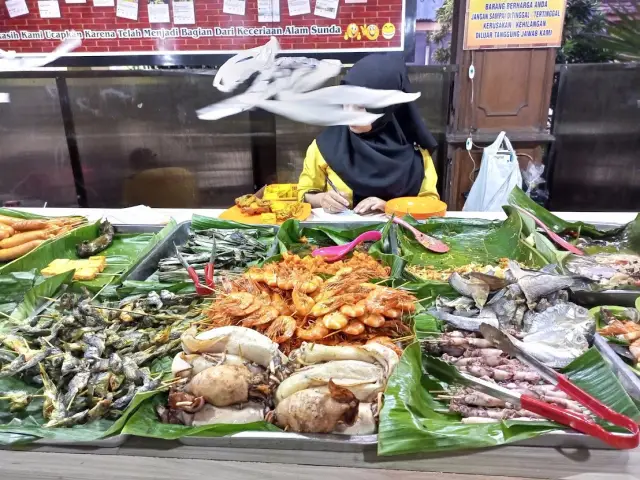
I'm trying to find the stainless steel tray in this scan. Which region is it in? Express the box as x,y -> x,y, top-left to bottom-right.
512,431 -> 615,449
594,334 -> 640,402
113,224 -> 166,234
125,221 -> 280,282
31,434 -> 129,447
570,289 -> 640,308
177,429 -> 617,451
179,432 -> 377,452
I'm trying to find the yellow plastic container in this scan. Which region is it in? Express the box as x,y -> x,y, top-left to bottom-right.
264,184 -> 298,201
385,197 -> 447,220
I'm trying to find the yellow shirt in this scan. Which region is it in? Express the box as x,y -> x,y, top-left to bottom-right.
297,140 -> 439,205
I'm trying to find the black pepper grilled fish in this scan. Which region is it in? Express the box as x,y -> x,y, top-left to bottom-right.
76,220 -> 115,258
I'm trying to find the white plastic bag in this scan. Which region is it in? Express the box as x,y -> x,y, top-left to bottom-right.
463,131 -> 522,212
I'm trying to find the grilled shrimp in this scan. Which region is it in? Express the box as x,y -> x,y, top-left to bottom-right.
340,300 -> 366,318
241,306 -> 279,328
292,288 -> 315,317
342,320 -> 365,336
321,311 -> 349,330
296,322 -> 330,341
271,292 -> 293,316
266,316 -> 297,344
361,313 -> 385,328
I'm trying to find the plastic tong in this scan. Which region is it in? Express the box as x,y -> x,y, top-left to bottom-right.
312,230 -> 382,262
174,237 -> 215,295
472,324 -> 639,449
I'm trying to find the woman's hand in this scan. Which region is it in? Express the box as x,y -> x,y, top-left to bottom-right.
305,191 -> 350,213
354,197 -> 386,214
320,191 -> 350,213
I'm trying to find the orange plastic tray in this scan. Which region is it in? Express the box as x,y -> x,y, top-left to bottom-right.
219,203 -> 311,225
385,197 -> 447,220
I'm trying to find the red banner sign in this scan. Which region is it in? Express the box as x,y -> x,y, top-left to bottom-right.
0,0 -> 404,59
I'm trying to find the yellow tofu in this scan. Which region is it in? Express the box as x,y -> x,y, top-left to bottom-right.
260,213 -> 277,224
41,256 -> 107,279
74,267 -> 99,281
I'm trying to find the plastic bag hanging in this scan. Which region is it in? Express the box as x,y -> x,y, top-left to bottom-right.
463,131 -> 523,212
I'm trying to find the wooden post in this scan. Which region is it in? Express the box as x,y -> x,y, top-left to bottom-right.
444,0 -> 560,209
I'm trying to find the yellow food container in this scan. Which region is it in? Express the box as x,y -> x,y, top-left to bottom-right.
264,184 -> 298,201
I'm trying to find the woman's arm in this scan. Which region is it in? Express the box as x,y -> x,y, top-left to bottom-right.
417,149 -> 440,200
298,141 -> 349,212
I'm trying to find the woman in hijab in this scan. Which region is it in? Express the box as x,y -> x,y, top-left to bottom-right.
297,53 -> 439,214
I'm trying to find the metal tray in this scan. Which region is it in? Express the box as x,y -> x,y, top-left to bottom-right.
593,334 -> 640,402
125,221 -> 280,282
570,289 -> 640,308
32,434 -> 129,448
513,431 -> 615,449
112,224 -> 166,234
178,429 -> 617,451
179,432 -> 377,452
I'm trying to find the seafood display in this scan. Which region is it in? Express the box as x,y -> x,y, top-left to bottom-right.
0,215 -> 85,263
426,331 -> 587,423
203,252 -> 414,354
272,342 -> 398,434
160,326 -> 285,426
567,253 -> 640,289
161,327 -> 398,434
407,258 -> 510,282
0,290 -> 200,428
0,204 -> 638,453
431,261 -> 595,368
156,228 -> 274,283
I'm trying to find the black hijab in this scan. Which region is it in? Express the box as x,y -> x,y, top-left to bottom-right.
316,53 -> 437,205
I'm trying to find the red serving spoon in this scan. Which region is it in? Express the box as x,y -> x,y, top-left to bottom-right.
392,216 -> 449,253
513,205 -> 584,256
312,230 -> 382,262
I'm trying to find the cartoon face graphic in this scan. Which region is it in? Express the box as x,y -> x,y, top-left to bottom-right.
344,23 -> 361,40
361,24 -> 379,40
382,23 -> 396,40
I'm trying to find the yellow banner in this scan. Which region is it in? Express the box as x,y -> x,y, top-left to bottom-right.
464,0 -> 566,49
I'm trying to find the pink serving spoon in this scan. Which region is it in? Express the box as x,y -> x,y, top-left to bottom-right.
312,230 -> 382,262
392,216 -> 449,253
512,205 -> 584,256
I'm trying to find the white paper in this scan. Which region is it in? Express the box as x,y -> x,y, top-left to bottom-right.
5,0 -> 29,18
148,0 -> 170,22
314,0 -> 338,19
65,0 -> 86,4
222,0 -> 245,15
0,93 -> 10,103
310,207 -> 387,222
172,0 -> 195,24
116,0 -> 139,18
106,205 -> 172,225
258,0 -> 279,22
93,0 -> 115,6
287,0 -> 309,16
38,0 -> 61,18
344,0 -> 365,3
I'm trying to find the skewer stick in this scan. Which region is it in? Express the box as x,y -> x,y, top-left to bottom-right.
91,276 -> 115,302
